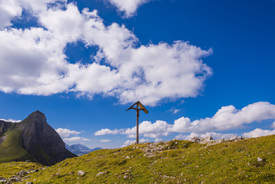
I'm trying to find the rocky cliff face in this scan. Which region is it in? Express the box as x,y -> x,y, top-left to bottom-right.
0,111 -> 76,165
0,120 -> 14,137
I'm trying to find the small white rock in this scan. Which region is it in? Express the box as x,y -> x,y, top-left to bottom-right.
257,157 -> 263,162
78,170 -> 85,176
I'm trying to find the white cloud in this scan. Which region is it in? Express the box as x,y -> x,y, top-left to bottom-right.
0,0 -> 67,28
0,118 -> 21,123
154,138 -> 162,142
124,121 -> 170,138
55,128 -> 81,138
63,136 -> 91,142
122,138 -> 148,147
242,128 -> 275,138
271,121 -> 275,129
0,0 -> 22,28
100,139 -> 111,143
94,128 -> 124,135
107,0 -> 152,18
95,102 -> 275,138
0,1 -> 212,106
168,102 -> 275,133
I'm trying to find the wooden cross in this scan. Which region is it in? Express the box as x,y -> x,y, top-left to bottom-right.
126,101 -> 149,144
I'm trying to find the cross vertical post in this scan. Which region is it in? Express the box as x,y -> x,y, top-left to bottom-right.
126,101 -> 149,145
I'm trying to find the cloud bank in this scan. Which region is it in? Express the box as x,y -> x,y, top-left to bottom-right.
0,0 -> 212,106
95,102 -> 275,139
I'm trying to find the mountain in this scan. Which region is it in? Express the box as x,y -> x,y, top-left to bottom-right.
0,111 -> 76,165
1,135 -> 274,183
65,144 -> 102,156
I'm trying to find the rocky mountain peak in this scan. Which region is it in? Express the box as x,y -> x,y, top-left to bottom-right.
21,110 -> 46,126
19,111 -> 76,165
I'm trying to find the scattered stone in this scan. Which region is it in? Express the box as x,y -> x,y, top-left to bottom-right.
26,182 -> 33,184
96,171 -> 109,176
0,177 -> 7,183
191,136 -> 244,145
191,137 -> 203,143
229,136 -> 243,141
257,157 -> 263,162
9,176 -> 21,182
204,136 -> 213,141
78,170 -> 86,176
123,173 -> 133,179
125,156 -> 130,159
17,170 -> 28,177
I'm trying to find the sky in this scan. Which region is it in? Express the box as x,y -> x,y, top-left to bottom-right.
0,0 -> 275,149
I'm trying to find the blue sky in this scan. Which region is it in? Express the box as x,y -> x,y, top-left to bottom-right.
0,0 -> 275,148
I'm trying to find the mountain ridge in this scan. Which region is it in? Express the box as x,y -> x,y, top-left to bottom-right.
66,143 -> 102,156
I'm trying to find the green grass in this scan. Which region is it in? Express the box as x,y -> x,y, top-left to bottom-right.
0,162 -> 42,178
0,135 -> 274,183
0,128 -> 35,163
18,135 -> 275,184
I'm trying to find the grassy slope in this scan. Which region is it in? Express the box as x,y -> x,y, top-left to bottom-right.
19,135 -> 275,184
0,128 -> 35,163
0,162 -> 42,178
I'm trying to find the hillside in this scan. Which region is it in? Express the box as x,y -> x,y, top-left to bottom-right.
0,111 -> 75,166
1,135 -> 274,183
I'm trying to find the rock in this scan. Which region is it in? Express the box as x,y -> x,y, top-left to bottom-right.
191,137 -> 203,143
27,182 -> 33,184
229,136 -> 243,141
216,138 -> 224,143
9,176 -> 21,182
0,177 -> 7,183
257,157 -> 263,162
125,156 -> 130,159
204,136 -> 213,141
96,171 -> 109,176
78,170 -> 86,176
17,170 -> 28,177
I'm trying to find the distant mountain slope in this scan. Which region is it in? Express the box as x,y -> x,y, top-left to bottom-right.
15,135 -> 274,183
0,111 -> 76,165
66,144 -> 102,156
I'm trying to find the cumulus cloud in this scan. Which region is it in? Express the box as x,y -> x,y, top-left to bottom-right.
168,102 -> 275,133
0,0 -> 67,28
55,128 -> 81,138
242,128 -> 275,138
107,0 -> 152,18
0,1 -> 212,106
271,121 -> 275,129
95,102 -> 275,138
0,0 -> 22,28
63,136 -> 91,142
